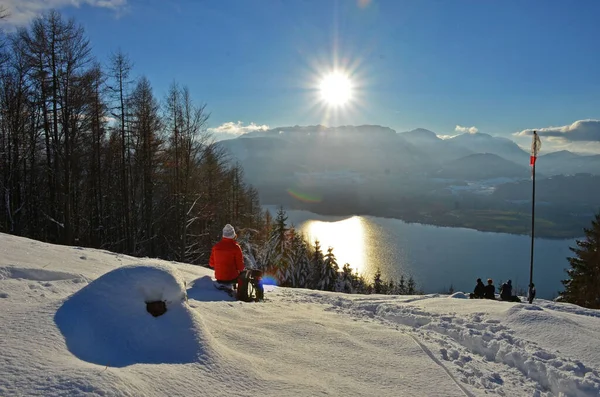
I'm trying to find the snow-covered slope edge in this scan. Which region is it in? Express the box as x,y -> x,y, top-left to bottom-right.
1,232 -> 599,397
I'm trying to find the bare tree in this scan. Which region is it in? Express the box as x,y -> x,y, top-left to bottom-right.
0,10 -> 265,267
129,76 -> 161,256
10,11 -> 89,243
107,49 -> 134,252
162,83 -> 212,261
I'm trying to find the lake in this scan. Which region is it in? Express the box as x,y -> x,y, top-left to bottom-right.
264,206 -> 578,299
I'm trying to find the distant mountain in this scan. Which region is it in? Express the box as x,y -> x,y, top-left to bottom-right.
245,124 -> 398,140
399,128 -> 441,144
399,129 -> 473,163
218,136 -> 290,162
217,125 -> 434,187
448,132 -> 529,165
435,153 -> 531,181
540,150 -> 580,161
538,151 -> 600,176
217,137 -> 297,184
571,154 -> 600,175
217,125 -> 599,236
217,125 -> 599,194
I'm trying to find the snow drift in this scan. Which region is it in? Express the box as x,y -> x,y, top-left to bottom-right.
54,264 -> 205,367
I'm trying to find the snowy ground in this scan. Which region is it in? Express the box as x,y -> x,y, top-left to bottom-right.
1,233 -> 599,397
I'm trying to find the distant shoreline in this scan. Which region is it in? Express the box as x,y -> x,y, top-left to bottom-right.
263,203 -> 582,240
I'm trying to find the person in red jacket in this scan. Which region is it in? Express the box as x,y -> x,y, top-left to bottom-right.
209,224 -> 244,283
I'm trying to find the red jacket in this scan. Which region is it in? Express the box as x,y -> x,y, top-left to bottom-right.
209,238 -> 244,282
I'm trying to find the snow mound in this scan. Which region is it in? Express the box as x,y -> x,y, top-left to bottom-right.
448,292 -> 468,299
0,266 -> 80,281
55,264 -> 206,367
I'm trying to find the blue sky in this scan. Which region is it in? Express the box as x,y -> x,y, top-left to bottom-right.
5,0 -> 600,150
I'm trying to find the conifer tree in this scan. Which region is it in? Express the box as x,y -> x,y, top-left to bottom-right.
407,276 -> 417,295
318,246 -> 339,291
560,213 -> 600,309
351,271 -> 370,294
340,264 -> 354,293
288,231 -> 310,288
273,207 -> 289,248
264,207 -> 290,284
373,268 -> 384,294
398,275 -> 406,294
387,279 -> 395,295
309,240 -> 324,289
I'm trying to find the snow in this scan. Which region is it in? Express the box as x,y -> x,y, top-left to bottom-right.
1,232 -> 599,397
54,264 -> 194,367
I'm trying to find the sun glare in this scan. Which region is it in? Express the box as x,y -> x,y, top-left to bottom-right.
319,72 -> 353,106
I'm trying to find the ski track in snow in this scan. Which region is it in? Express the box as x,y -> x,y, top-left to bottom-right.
282,291 -> 600,397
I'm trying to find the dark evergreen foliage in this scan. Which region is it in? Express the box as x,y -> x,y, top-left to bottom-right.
559,212 -> 600,309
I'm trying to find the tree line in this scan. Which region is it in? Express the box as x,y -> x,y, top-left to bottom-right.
0,10 -> 261,264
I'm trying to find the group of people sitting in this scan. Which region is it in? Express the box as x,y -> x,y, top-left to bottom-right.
469,278 -> 497,300
469,278 -> 536,303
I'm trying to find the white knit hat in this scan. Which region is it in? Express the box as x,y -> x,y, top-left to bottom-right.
222,224 -> 236,239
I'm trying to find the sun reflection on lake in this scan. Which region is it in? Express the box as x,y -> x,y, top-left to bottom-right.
270,206 -> 576,298
301,216 -> 367,275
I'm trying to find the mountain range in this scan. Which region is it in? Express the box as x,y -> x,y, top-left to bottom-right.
219,125 -> 600,182
216,125 -> 600,238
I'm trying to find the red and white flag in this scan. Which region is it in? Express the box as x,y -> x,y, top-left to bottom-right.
530,131 -> 541,166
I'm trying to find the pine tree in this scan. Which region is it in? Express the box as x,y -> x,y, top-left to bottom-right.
407,276 -> 416,295
560,213 -> 600,309
273,207 -> 288,243
351,271 -> 370,294
373,268 -> 384,294
397,275 -> 406,295
288,231 -> 310,288
261,207 -> 290,285
340,264 -> 354,293
309,240 -> 324,289
387,279 -> 395,295
318,246 -> 339,291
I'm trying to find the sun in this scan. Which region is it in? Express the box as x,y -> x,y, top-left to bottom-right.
319,72 -> 353,106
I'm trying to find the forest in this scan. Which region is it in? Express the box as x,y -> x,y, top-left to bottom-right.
0,10 -> 416,295
0,10 -> 261,264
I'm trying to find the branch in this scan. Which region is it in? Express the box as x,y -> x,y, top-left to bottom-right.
41,210 -> 65,228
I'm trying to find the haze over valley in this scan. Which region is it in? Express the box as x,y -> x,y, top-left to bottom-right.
218,124 -> 600,238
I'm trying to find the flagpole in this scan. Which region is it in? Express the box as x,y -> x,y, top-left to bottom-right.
529,131 -> 537,289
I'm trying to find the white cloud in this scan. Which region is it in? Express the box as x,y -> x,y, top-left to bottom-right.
514,119 -> 600,143
513,120 -> 600,154
1,0 -> 127,26
455,125 -> 479,134
208,121 -> 269,141
513,138 -> 600,155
